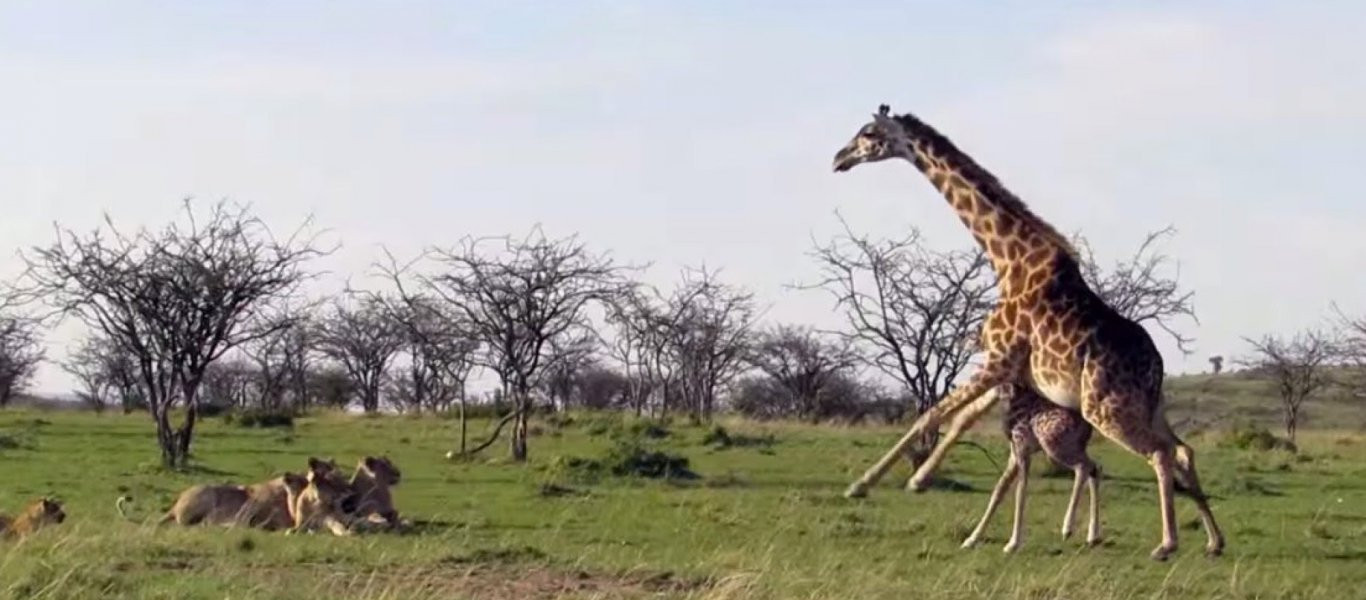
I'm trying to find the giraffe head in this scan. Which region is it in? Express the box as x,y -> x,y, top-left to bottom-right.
832,104 -> 912,172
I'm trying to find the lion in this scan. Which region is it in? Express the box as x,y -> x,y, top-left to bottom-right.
346,455 -> 403,531
287,457 -> 357,537
1,497 -> 66,540
144,458 -> 341,531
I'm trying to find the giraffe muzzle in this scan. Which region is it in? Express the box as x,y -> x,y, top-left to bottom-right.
832,146 -> 857,172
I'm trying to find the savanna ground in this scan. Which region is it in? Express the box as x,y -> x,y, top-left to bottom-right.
2,375 -> 1365,600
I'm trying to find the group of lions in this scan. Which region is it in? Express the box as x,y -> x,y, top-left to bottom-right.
117,455 -> 404,536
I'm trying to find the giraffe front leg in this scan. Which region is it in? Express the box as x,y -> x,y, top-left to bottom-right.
962,453 -> 1018,549
846,366 -> 1013,498
907,388 -> 1000,492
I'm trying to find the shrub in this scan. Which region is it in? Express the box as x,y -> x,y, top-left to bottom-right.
231,409 -> 295,429
1219,423 -> 1297,453
700,425 -> 774,450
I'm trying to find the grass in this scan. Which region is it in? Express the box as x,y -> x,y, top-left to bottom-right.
2,401 -> 1366,599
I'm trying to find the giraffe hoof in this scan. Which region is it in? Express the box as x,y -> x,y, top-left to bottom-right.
1061,527 -> 1074,540
904,476 -> 930,493
844,482 -> 871,499
1149,544 -> 1176,561
1205,544 -> 1224,558
961,537 -> 980,549
1086,537 -> 1103,548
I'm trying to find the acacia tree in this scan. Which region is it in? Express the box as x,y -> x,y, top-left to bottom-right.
19,201 -> 325,467
0,313 -> 44,407
1209,356 -> 1224,375
667,267 -> 756,422
745,325 -> 859,422
312,295 -> 405,413
63,333 -> 143,413
407,229 -> 627,461
238,305 -> 315,412
807,220 -> 993,458
1334,305 -> 1366,399
539,331 -> 599,412
1241,330 -> 1338,445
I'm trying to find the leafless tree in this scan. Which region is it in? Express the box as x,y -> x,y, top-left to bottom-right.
402,229 -> 628,461
1208,355 -> 1224,375
62,333 -> 143,413
806,219 -> 993,457
745,325 -> 860,422
238,304 -> 316,412
667,267 -> 757,422
0,313 -> 44,407
383,298 -> 478,419
1332,304 -> 1366,398
1073,226 -> 1197,354
539,331 -> 599,412
1240,330 -> 1339,445
603,289 -> 661,415
199,358 -> 256,410
375,255 -> 487,453
18,201 -> 326,467
312,295 -> 405,413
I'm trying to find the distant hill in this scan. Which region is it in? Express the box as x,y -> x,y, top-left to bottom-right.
1164,368 -> 1365,433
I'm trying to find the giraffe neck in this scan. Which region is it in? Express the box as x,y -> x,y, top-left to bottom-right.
892,114 -> 1077,292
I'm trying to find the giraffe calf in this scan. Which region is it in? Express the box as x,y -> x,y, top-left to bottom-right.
961,385 -> 1102,553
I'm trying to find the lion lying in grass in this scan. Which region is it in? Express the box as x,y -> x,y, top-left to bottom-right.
288,458 -> 359,536
345,455 -> 405,531
119,457 -> 352,532
1,498 -> 66,540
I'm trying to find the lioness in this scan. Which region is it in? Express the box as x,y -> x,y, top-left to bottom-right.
288,458 -> 357,537
1,498 -> 66,539
347,455 -> 402,530
152,458 -> 341,530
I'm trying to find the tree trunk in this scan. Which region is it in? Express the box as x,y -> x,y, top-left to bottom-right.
509,384 -> 530,462
174,403 -> 198,467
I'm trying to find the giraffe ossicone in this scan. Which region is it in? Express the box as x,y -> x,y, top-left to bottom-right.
831,103 -> 1225,561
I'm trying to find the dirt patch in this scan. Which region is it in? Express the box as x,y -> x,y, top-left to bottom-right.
251,562 -> 712,599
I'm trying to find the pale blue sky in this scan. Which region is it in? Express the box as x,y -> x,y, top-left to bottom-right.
3,2 -> 1365,394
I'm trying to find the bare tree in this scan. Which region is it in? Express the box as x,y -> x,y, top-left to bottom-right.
312,295 -> 405,413
1241,330 -> 1339,445
1074,226 -> 1197,353
1332,304 -> 1366,399
62,333 -> 143,413
0,313 -> 44,407
1208,355 -> 1224,375
539,331 -> 599,412
18,201 -> 326,467
667,267 -> 757,422
806,219 -> 993,457
235,303 -> 316,412
745,325 -> 859,422
404,229 -> 628,461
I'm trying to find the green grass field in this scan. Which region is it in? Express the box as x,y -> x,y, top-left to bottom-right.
2,386 -> 1365,599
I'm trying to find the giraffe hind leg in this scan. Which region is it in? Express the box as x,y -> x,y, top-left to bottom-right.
1082,394 -> 1180,561
1155,416 -> 1225,556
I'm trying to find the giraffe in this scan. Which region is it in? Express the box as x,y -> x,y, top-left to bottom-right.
960,383 -> 1102,553
830,104 -> 1224,560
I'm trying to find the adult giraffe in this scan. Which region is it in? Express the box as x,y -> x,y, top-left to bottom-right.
831,105 -> 1224,560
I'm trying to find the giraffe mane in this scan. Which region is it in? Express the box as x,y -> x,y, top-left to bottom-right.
889,111 -> 1080,259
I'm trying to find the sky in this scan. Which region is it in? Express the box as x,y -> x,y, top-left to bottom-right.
3,1 -> 1365,396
